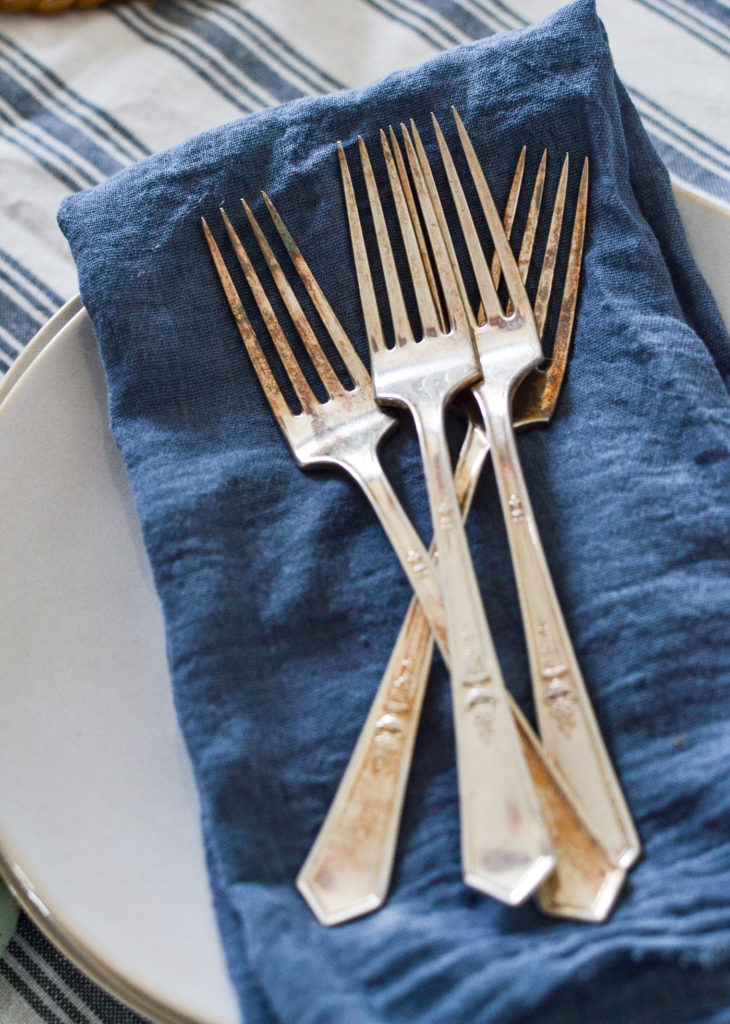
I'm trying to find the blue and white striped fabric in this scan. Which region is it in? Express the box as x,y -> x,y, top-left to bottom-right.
0,1 -> 727,1020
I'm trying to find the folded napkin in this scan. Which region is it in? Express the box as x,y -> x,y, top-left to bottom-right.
58,2 -> 730,1021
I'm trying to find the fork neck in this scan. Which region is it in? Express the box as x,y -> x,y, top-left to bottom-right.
473,319 -> 542,397
342,439 -> 448,656
405,394 -> 447,450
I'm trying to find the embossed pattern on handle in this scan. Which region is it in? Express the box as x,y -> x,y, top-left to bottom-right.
411,398 -> 554,904
298,421 -> 625,925
477,384 -> 641,870
297,587 -> 435,925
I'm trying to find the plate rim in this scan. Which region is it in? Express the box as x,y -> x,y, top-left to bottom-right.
0,844 -> 207,1024
0,313 -> 238,1024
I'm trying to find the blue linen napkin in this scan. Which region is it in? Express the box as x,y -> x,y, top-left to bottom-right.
58,2 -> 730,1021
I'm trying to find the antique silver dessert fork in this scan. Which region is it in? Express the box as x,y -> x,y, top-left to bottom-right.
300,139 -> 625,926
343,132 -> 554,905
205,192 -> 553,906
413,108 -> 640,872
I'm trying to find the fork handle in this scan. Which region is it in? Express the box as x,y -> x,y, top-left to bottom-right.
296,582 -> 435,925
412,398 -> 554,903
297,422 -> 624,925
476,384 -> 641,870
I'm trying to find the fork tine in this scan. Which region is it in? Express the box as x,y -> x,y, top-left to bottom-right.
242,199 -> 348,400
406,119 -> 474,331
532,153 -> 569,338
451,106 -> 530,321
202,216 -> 301,426
516,150 -> 547,289
430,112 -> 502,324
400,122 -> 471,337
261,192 -> 371,392
388,126 -> 446,333
338,141 -> 387,356
544,156 -> 588,391
512,157 -> 588,427
221,207 -> 319,412
380,128 -> 442,339
358,135 -> 414,348
503,149 -> 547,317
491,145 -> 526,291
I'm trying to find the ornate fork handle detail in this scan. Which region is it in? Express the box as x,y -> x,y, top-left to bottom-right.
351,126 -> 556,904
297,566 -> 435,926
433,105 -> 640,872
476,385 -> 640,868
412,395 -> 555,902
298,420 -> 625,924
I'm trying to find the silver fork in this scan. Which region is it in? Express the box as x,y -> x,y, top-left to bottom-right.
300,143 -> 626,926
202,192 -> 617,922
416,108 -> 640,872
345,131 -> 555,905
202,206 -> 447,642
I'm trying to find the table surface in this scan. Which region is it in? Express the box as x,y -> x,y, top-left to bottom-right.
0,1 -> 728,1021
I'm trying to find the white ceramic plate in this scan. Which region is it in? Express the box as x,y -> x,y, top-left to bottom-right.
0,185 -> 728,1024
0,308 -> 238,1024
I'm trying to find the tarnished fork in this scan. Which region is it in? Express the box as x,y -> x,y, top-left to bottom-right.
203,204 -> 446,637
412,108 -> 641,873
338,129 -> 557,908
201,184 -> 620,927
301,138 -> 625,926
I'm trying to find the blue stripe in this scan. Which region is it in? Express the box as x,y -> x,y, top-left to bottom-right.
111,4 -> 261,111
645,124 -> 730,201
149,0 -> 305,102
631,86 -> 730,170
0,339 -> 22,367
18,915 -> 145,1023
0,312 -> 36,361
6,941 -> 93,1024
439,0 -> 519,34
633,0 -> 730,59
0,958 -> 60,1024
184,0 -> 345,93
472,0 -> 526,30
684,0 -> 730,27
0,253 -> 63,362
361,0 -> 525,52
397,0 -> 508,36
0,287 -> 56,331
0,115 -> 89,193
362,0 -> 464,49
0,70 -> 123,183
0,32 -> 149,165
1,252 -> 64,313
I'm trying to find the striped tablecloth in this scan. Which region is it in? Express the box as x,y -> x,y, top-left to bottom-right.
0,1 -> 727,1020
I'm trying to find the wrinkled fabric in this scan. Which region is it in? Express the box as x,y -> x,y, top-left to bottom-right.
58,2 -> 730,1021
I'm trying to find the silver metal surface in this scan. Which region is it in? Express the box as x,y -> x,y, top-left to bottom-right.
431,108 -> 641,872
203,208 -> 445,633
302,140 -> 625,926
339,130 -> 555,907
203,168 -> 625,928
